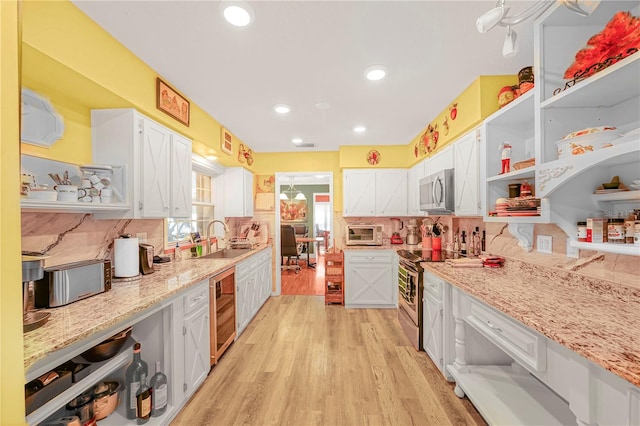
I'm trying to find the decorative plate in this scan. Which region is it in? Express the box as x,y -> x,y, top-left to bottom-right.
367,150 -> 381,165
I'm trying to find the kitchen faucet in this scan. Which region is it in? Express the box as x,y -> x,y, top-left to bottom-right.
206,220 -> 230,254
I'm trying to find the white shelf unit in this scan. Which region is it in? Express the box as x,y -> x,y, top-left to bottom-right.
448,365 -> 576,425
481,1 -> 640,257
20,154 -> 129,214
569,241 -> 640,256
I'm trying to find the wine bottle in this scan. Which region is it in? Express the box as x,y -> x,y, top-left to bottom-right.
150,361 -> 168,417
125,342 -> 148,419
136,372 -> 151,424
460,231 -> 467,255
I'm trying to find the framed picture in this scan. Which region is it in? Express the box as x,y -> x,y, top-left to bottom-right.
221,127 -> 233,155
156,78 -> 190,126
280,199 -> 308,222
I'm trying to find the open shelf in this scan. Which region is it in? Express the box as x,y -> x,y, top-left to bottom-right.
570,241 -> 640,257
487,167 -> 536,183
26,337 -> 135,426
448,364 -> 576,426
541,53 -> 640,110
21,199 -> 130,213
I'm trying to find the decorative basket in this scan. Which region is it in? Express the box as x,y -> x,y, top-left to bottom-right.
512,158 -> 535,170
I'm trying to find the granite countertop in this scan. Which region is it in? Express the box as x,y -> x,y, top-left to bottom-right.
422,258 -> 640,388
23,245 -> 271,373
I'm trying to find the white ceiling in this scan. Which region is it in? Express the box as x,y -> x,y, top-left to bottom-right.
73,0 -> 536,154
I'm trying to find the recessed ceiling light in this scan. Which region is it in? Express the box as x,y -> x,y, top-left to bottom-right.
315,102 -> 331,110
205,155 -> 218,162
353,126 -> 367,133
274,104 -> 291,114
364,65 -> 388,81
220,2 -> 254,27
291,138 -> 303,144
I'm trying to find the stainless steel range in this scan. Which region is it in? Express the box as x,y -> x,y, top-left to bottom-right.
396,249 -> 449,350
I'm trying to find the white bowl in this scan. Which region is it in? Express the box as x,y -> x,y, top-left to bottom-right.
633,180 -> 640,185
555,128 -> 620,159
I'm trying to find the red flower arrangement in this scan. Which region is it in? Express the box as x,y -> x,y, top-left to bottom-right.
564,11 -> 640,80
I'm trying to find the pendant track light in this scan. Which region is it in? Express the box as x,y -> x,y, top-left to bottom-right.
476,0 -> 601,57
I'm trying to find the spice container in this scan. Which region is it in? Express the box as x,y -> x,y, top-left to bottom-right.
625,212 -> 636,244
577,221 -> 587,242
607,218 -> 625,244
635,221 -> 640,245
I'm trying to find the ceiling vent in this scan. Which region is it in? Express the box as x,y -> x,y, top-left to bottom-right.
295,143 -> 316,148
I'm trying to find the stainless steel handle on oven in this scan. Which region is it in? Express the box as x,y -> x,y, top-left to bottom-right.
433,177 -> 443,206
487,320 -> 502,333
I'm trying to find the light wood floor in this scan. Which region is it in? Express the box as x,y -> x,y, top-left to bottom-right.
172,295 -> 486,426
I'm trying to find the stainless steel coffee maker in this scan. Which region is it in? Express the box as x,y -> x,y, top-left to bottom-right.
22,255 -> 51,332
406,219 -> 420,245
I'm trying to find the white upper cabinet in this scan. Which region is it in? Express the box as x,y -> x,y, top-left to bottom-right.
224,167 -> 254,217
407,160 -> 426,216
343,169 -> 407,217
343,170 -> 376,216
453,127 -> 482,216
92,109 -> 192,219
423,144 -> 454,176
375,169 -> 408,216
170,132 -> 193,218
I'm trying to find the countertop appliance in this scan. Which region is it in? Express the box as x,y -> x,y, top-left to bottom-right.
390,218 -> 404,244
406,219 -> 420,245
34,259 -> 112,308
419,168 -> 455,214
209,267 -> 236,366
22,255 -> 50,332
346,223 -> 383,246
139,243 -> 155,275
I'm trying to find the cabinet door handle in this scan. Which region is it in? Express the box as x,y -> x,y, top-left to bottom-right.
191,294 -> 206,304
487,320 -> 502,333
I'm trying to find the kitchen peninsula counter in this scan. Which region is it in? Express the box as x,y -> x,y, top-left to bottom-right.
422,258 -> 640,388
23,244 -> 272,376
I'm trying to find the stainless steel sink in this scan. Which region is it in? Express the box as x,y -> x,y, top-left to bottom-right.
195,248 -> 252,259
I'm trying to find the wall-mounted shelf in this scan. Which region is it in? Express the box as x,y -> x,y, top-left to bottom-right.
486,167 -> 536,183
570,241 -> 640,257
591,190 -> 640,211
20,154 -> 130,214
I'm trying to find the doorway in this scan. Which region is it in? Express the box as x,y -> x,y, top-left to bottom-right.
275,172 -> 333,296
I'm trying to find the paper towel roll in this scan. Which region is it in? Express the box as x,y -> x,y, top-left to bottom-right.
114,237 -> 139,277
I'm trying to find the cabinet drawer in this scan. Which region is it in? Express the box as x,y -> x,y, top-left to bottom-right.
423,272 -> 444,299
465,297 -> 546,372
184,281 -> 209,315
346,251 -> 393,264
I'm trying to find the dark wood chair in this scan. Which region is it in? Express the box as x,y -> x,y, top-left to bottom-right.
281,225 -> 301,273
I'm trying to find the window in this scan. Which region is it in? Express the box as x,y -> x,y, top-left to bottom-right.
166,157 -> 221,245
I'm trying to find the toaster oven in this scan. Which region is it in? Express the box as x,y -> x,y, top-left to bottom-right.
346,223 -> 383,246
34,259 -> 112,308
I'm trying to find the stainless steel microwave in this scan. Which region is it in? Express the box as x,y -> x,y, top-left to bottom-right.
346,223 -> 383,246
419,168 -> 455,214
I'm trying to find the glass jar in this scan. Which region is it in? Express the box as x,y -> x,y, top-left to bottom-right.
635,221 -> 640,246
577,221 -> 587,242
607,218 -> 625,244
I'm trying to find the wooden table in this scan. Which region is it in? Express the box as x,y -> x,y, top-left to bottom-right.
295,237 -> 324,269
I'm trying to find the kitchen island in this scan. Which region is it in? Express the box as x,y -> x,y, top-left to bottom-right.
423,257 -> 640,425
23,244 -> 272,425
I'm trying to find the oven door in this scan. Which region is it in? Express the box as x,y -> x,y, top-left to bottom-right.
397,260 -> 422,350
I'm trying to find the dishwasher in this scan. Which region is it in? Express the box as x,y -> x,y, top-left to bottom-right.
209,267 -> 236,366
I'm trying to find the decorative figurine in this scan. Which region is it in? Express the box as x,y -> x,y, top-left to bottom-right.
499,141 -> 512,174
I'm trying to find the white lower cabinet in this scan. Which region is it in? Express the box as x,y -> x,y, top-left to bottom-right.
444,284 -> 640,426
344,250 -> 396,308
236,249 -> 272,337
422,271 -> 453,380
180,281 -> 210,399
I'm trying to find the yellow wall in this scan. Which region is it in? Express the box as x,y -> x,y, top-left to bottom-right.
20,0 -> 251,168
338,145 -> 407,168
406,75 -> 518,167
253,151 -> 343,211
1,1 -> 27,423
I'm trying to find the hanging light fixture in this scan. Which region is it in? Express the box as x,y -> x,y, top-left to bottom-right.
476,0 -> 601,57
280,177 -> 306,201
